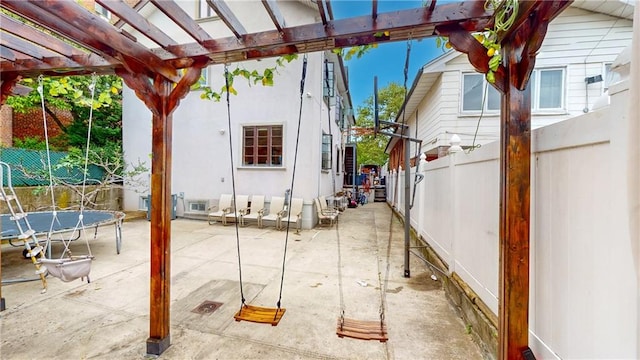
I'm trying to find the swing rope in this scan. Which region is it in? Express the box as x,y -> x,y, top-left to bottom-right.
334,58 -> 387,342
228,57 -> 308,324
38,74 -> 97,259
275,55 -> 308,315
323,57 -> 347,325
37,76 -> 57,216
224,66 -> 246,308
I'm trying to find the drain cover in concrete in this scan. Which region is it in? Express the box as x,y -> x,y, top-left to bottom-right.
192,301 -> 223,315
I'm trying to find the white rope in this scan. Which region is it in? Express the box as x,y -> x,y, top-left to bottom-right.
70,73 -> 98,258
39,74 -> 98,259
37,76 -> 57,219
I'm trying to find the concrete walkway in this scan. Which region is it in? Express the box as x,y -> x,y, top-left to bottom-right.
1,202 -> 483,359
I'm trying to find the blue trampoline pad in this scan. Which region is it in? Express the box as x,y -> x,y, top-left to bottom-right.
1,210 -> 124,239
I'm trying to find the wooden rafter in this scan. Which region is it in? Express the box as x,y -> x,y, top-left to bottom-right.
206,0 -> 247,39
149,0 -> 214,45
1,14 -> 81,58
96,0 -> 180,51
1,1 -> 491,79
262,0 -> 286,33
372,0 -> 378,20
317,0 -> 329,25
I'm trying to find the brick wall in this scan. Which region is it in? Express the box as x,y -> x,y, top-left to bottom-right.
13,107 -> 73,141
0,105 -> 13,147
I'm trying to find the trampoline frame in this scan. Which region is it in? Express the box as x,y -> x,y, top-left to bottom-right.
1,210 -> 125,255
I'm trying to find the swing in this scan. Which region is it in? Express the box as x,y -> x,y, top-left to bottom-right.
334,39 -> 414,342
224,57 -> 308,325
36,74 -> 97,283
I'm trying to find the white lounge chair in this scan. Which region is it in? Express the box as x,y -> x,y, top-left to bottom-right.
279,197 -> 304,233
207,194 -> 233,225
223,195 -> 249,225
314,197 -> 338,227
318,195 -> 340,216
240,195 -> 265,226
261,196 -> 286,228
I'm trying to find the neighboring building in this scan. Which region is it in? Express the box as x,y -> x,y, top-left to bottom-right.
121,1 -> 354,228
386,1 -> 634,168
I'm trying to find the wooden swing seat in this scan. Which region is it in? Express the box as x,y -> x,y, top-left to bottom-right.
234,304 -> 286,326
336,318 -> 388,342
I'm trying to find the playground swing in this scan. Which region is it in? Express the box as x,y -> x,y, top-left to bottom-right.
335,38 -> 415,342
37,74 -> 97,283
223,56 -> 309,326
313,56 -> 389,341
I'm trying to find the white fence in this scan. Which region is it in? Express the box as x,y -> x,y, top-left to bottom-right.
386,80 -> 638,359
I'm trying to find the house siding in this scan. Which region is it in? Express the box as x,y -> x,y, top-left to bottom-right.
401,5 -> 633,158
122,2 -> 350,228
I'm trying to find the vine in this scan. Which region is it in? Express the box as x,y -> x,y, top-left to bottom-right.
437,0 -> 519,83
199,54 -> 298,101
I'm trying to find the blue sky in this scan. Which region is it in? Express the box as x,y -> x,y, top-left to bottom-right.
331,1 -> 445,113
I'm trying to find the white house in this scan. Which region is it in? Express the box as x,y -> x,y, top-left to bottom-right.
121,1 -> 354,228
386,1 -> 634,164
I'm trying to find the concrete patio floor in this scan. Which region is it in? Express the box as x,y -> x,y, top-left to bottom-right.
0,202 -> 483,359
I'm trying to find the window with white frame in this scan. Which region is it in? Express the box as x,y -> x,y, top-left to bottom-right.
242,125 -> 283,167
461,68 -> 565,113
529,68 -> 564,111
461,73 -> 500,112
198,0 -> 215,19
322,133 -> 332,170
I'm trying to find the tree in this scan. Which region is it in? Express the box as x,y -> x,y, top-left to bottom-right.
353,82 -> 406,166
5,75 -> 123,149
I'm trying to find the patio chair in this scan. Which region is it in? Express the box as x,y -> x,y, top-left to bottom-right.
261,196 -> 286,228
314,197 -> 338,227
223,195 -> 249,225
279,198 -> 304,233
240,195 -> 265,227
207,194 -> 233,225
318,195 -> 340,216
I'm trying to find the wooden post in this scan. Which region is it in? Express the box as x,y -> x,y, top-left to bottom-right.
118,64 -> 204,356
146,76 -> 173,355
498,40 -> 532,360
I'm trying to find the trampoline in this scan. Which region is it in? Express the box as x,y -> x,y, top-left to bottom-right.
1,210 -> 125,255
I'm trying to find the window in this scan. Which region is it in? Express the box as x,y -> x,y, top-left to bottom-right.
323,60 -> 335,98
188,67 -> 208,90
95,3 -> 111,20
198,0 -> 215,18
529,68 -> 564,111
461,68 -> 565,113
336,148 -> 341,174
243,125 -> 283,167
322,133 -> 332,170
335,95 -> 345,129
461,73 -> 500,112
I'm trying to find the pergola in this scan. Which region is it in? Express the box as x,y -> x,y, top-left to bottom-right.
0,0 -> 571,358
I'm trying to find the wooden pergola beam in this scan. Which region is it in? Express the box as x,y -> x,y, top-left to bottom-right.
0,14 -> 82,58
206,0 -> 247,39
150,0 -> 214,45
152,1 -> 491,61
262,0 -> 286,33
96,0 -> 180,50
0,0 -> 177,82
